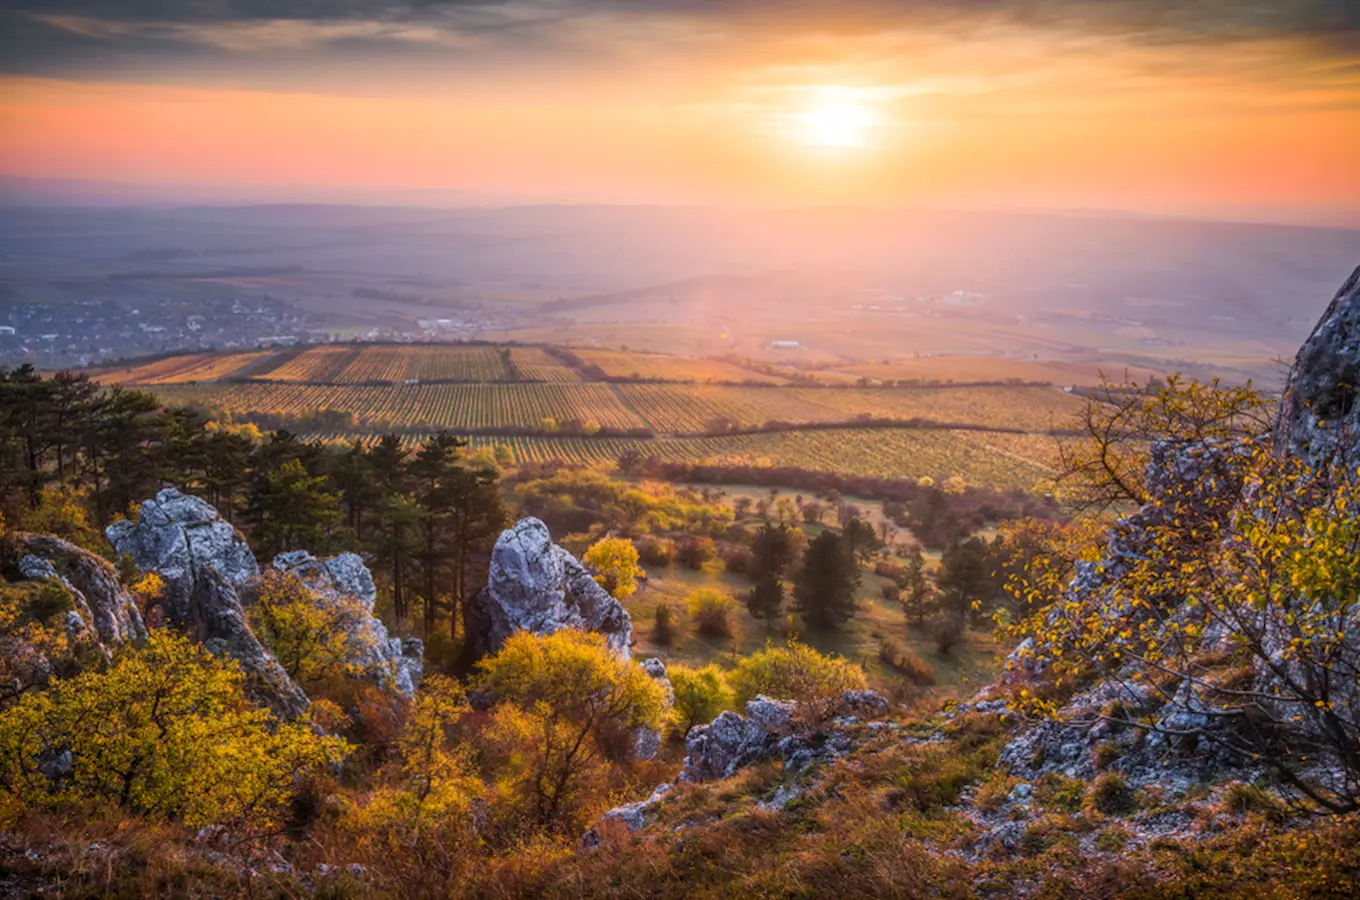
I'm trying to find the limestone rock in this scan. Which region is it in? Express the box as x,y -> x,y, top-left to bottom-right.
106,488 -> 258,625
16,535 -> 147,649
467,518 -> 632,660
632,657 -> 672,761
106,489 -> 305,718
1276,264 -> 1360,470
193,570 -> 310,720
679,695 -> 796,782
271,550 -> 423,697
581,783 -> 673,848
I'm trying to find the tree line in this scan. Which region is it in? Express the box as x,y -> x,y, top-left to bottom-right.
0,365 -> 504,647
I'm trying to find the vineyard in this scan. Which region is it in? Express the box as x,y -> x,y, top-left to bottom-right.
617,384 -> 1084,432
243,344 -> 584,383
90,343 -> 1088,489
89,351 -> 269,385
574,349 -> 785,384
153,382 -> 646,431
307,428 -> 1056,490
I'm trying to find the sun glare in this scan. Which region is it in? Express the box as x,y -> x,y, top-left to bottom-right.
789,93 -> 880,149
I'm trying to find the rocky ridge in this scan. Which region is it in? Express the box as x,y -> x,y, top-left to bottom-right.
106,488 -> 422,716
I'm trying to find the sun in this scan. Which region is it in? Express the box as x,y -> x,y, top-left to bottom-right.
789,94 -> 880,149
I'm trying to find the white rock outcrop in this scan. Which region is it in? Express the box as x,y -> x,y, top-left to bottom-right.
272,550 -> 423,697
467,518 -> 632,660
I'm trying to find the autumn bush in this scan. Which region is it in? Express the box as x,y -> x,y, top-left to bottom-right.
686,587 -> 741,639
636,536 -> 675,567
475,630 -> 665,831
0,630 -> 346,830
248,569 -> 373,685
878,637 -> 935,685
582,536 -> 642,600
1006,376 -> 1360,811
729,640 -> 867,708
667,664 -> 735,737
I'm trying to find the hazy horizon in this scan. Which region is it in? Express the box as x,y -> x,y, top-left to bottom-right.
2,1 -> 1357,227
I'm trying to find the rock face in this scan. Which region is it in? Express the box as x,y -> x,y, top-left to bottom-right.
107,488 -> 306,718
1276,264 -> 1360,470
273,550 -> 423,697
467,518 -> 632,660
16,534 -> 146,649
4,534 -> 149,698
107,488 -> 258,622
632,657 -> 672,761
1003,267 -> 1360,797
107,487 -> 423,715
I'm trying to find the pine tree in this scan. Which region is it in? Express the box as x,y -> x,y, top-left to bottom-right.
794,530 -> 861,630
746,571 -> 784,631
750,522 -> 794,581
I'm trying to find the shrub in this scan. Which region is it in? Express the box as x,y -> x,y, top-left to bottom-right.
1095,826 -> 1129,852
928,614 -> 965,655
582,536 -> 642,601
974,775 -> 1022,812
476,630 -> 665,830
686,588 -> 740,639
0,630 -> 346,829
637,537 -> 676,567
878,638 -> 935,685
248,569 -> 371,684
730,640 -> 867,707
668,664 -> 735,736
677,536 -> 717,569
652,601 -> 681,647
1087,771 -> 1136,816
1034,773 -> 1086,813
1222,781 -> 1283,821
1092,741 -> 1120,769
721,545 -> 755,576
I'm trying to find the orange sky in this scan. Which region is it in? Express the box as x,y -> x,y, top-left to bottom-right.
1,2 -> 1357,224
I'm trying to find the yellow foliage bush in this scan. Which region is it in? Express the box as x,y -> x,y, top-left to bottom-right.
730,640 -> 867,707
477,630 -> 665,830
0,630 -> 346,829
583,536 -> 642,600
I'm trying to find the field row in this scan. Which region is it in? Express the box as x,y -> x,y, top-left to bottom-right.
90,351 -> 270,385
247,344 -> 582,383
305,428 -> 1053,491
575,349 -> 786,384
616,384 -> 1084,432
153,382 -> 645,431
146,381 -> 1082,435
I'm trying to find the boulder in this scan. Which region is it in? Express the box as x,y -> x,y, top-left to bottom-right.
106,489 -> 306,718
15,534 -> 146,649
106,488 -> 258,625
4,535 -> 149,698
467,518 -> 632,660
679,695 -> 796,782
271,550 -> 423,697
1276,264 -> 1360,470
581,783 -> 673,848
632,657 -> 672,761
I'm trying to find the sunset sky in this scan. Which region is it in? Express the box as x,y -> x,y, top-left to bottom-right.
1,1 -> 1357,224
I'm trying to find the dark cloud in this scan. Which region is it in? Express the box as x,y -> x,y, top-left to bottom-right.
0,1 -> 1355,80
